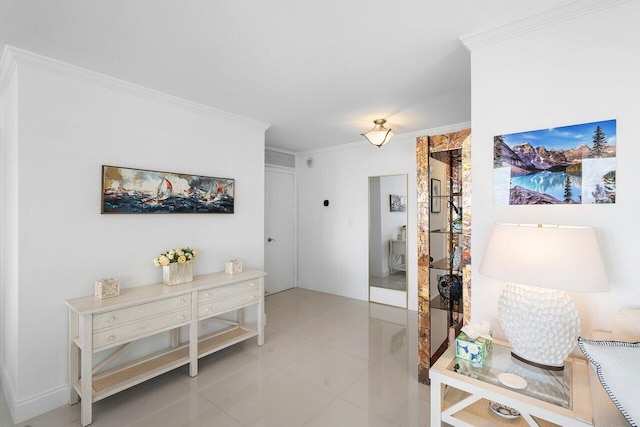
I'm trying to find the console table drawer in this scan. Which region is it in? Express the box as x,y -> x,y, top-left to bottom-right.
93,295 -> 191,331
198,281 -> 259,303
93,308 -> 191,349
198,290 -> 261,319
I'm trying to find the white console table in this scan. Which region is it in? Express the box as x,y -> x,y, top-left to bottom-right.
65,270 -> 266,426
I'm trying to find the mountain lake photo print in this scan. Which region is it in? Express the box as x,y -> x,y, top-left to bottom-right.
493,119 -> 616,205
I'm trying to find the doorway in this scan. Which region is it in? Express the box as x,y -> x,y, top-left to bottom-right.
264,168 -> 296,294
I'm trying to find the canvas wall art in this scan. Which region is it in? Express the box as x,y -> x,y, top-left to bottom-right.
102,165 -> 235,214
390,194 -> 407,212
493,119 -> 616,205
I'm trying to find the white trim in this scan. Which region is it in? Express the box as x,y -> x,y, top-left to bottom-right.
1,363 -> 70,424
265,145 -> 296,155
369,286 -> 407,309
295,122 -> 472,157
0,47 -> 18,98
460,0 -> 633,51
0,46 -> 270,131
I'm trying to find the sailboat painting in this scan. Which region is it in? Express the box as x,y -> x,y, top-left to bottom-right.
102,165 -> 235,214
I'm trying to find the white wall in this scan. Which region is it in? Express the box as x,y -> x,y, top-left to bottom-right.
0,60 -> 19,404
466,1 -> 640,340
297,124 -> 469,310
0,48 -> 268,422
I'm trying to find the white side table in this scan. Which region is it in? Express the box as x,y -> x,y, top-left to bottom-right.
429,340 -> 592,426
389,239 -> 406,274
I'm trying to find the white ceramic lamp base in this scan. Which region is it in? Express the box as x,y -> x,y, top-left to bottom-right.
498,283 -> 580,370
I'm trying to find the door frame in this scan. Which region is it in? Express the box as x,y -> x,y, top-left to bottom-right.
367,173 -> 408,309
265,165 -> 298,293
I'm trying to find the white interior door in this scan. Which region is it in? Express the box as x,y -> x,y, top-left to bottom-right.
265,169 -> 295,294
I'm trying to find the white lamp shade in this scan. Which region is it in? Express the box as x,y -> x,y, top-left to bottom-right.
479,223 -> 608,292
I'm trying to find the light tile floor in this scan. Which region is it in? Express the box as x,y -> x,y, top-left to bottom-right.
2,288 -> 430,427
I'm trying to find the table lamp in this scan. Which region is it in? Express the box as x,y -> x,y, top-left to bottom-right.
479,223 -> 608,370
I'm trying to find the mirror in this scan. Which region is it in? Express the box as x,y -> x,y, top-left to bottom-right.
368,174 -> 408,308
429,148 -> 463,361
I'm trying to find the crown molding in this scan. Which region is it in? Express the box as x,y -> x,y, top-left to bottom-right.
0,45 -> 270,131
0,46 -> 19,98
460,0 -> 633,51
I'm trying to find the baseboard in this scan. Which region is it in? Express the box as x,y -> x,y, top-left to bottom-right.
296,280 -> 366,301
1,363 -> 70,424
369,286 -> 407,308
0,363 -> 16,423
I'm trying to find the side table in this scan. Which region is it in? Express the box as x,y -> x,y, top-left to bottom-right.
429,340 -> 592,426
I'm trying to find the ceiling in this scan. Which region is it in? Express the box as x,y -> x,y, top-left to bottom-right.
0,0 -> 570,152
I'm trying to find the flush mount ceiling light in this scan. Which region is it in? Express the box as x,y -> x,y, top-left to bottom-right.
362,119 -> 394,147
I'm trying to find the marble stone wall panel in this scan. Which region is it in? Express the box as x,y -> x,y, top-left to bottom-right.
416,129 -> 471,385
461,135 -> 472,324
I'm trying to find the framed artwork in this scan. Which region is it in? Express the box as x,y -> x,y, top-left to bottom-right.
493,119 -> 616,205
101,165 -> 235,214
390,194 -> 407,212
431,179 -> 441,213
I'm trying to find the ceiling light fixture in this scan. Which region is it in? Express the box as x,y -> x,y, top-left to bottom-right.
362,119 -> 393,148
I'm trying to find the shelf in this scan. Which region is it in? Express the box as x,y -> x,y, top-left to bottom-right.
430,229 -> 462,235
198,324 -> 258,359
442,388 -> 560,427
393,264 -> 406,272
88,344 -> 191,402
430,295 -> 463,313
430,258 -> 461,272
432,193 -> 462,198
81,325 -> 259,403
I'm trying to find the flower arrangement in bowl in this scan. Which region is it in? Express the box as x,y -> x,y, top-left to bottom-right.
153,247 -> 198,286
153,247 -> 198,267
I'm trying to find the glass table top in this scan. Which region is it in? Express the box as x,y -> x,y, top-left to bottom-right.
447,342 -> 572,409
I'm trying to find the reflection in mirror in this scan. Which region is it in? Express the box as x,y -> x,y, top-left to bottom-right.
369,174 -> 407,308
429,149 -> 463,361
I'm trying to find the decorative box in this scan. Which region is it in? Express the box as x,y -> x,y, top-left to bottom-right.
455,331 -> 493,365
95,278 -> 120,299
225,260 -> 243,275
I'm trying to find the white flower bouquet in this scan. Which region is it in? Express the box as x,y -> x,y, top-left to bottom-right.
153,247 -> 198,267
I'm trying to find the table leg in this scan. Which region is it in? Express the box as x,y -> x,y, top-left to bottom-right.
170,329 -> 179,348
258,281 -> 265,346
79,314 -> 92,426
68,309 -> 79,405
430,377 -> 442,427
189,292 -> 198,377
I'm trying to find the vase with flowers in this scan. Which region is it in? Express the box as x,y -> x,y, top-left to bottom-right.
153,247 -> 198,286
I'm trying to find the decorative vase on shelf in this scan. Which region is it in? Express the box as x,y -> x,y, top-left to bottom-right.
163,260 -> 193,286
153,247 -> 198,287
437,274 -> 462,305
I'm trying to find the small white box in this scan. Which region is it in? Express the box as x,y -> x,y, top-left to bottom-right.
225,260 -> 243,275
95,278 -> 120,299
